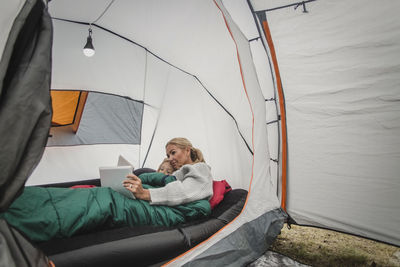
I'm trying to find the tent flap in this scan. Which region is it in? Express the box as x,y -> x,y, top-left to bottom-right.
0,219 -> 51,267
182,208 -> 287,266
0,0 -> 52,211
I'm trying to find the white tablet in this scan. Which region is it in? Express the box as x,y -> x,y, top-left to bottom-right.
117,155 -> 134,168
99,165 -> 135,199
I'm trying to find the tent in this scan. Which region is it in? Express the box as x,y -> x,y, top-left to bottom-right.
1,0 -> 399,266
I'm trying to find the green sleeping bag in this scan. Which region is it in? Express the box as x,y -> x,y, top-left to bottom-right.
0,172 -> 211,242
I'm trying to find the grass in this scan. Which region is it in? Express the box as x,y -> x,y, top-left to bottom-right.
269,224 -> 400,267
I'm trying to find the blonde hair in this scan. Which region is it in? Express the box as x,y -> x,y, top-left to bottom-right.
166,137 -> 205,164
157,158 -> 172,172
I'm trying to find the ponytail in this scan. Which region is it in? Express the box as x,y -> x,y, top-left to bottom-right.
190,147 -> 205,163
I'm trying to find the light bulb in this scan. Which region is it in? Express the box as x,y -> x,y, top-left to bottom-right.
83,48 -> 95,57
83,28 -> 95,57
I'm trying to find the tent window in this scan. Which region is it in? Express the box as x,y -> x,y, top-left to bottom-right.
47,91 -> 143,146
51,90 -> 88,132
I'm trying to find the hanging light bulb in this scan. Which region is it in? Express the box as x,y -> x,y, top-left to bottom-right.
83,27 -> 95,57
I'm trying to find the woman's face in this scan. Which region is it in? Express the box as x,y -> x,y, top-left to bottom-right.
166,144 -> 192,170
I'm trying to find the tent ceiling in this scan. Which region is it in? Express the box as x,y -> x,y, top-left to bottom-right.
49,0 -> 239,92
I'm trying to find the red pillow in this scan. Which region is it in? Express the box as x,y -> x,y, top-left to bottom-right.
209,180 -> 232,209
70,185 -> 97,189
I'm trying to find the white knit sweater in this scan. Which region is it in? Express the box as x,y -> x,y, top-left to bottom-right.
148,162 -> 213,206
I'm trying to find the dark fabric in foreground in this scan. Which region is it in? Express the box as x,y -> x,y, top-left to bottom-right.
0,0 -> 52,212
0,172 -> 210,242
0,219 -> 51,267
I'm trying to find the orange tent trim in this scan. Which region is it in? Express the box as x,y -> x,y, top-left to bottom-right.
261,20 -> 288,212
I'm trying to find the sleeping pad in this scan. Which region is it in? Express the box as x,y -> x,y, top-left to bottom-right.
0,172 -> 211,242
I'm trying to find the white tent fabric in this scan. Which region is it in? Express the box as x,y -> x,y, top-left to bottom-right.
51,19 -> 147,100
0,1 -> 25,59
27,144 -> 140,185
250,0 -> 400,246
1,0 -> 400,265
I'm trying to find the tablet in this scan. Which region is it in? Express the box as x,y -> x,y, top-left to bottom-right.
117,155 -> 134,168
99,165 -> 135,199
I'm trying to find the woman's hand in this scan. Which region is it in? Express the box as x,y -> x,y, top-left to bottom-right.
123,174 -> 151,201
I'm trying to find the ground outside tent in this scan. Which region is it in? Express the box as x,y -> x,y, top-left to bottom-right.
249,251 -> 309,267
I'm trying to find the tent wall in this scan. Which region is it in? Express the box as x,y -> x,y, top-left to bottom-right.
167,0 -> 284,265
252,0 -> 400,245
139,52 -> 172,167
223,0 -> 283,204
51,19 -> 147,100
27,144 -> 139,185
0,1 -> 25,59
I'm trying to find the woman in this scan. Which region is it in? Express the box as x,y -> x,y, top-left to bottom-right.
124,137 -> 213,206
